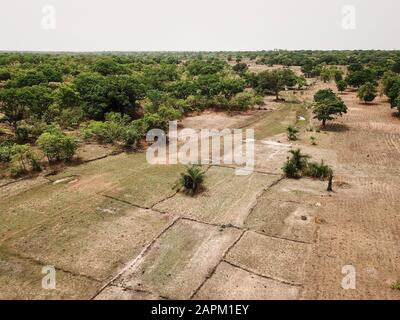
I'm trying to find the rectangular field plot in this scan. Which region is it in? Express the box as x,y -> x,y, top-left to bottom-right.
113,219 -> 242,299
225,231 -> 311,285
4,197 -> 175,281
0,181 -> 98,241
103,163 -> 184,208
0,248 -> 100,299
193,262 -> 299,300
154,166 -> 280,227
244,195 -> 318,243
48,152 -> 184,208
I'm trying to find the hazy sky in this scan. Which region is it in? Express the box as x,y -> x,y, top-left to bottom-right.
0,0 -> 399,51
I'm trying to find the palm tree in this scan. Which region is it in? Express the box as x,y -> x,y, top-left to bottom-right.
288,148 -> 310,171
287,126 -> 299,141
174,165 -> 205,196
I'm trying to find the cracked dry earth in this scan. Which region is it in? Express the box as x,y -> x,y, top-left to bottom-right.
1,80 -> 400,300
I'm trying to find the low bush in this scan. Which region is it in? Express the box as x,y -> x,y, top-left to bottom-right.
282,148 -> 332,181
37,129 -> 79,162
0,142 -> 12,162
286,126 -> 299,141
9,144 -> 42,177
391,281 -> 400,291
229,92 -> 263,111
56,107 -> 85,129
282,159 -> 301,179
174,165 -> 206,196
304,160 -> 333,180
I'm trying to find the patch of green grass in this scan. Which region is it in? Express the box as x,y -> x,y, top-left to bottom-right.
250,104 -> 296,139
248,102 -> 311,140
391,280 -> 400,291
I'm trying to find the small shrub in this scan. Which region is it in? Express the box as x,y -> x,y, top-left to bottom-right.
288,149 -> 310,172
287,126 -> 299,141
310,136 -> 317,145
83,120 -> 123,144
282,149 -> 310,179
158,105 -> 183,122
304,160 -> 333,180
282,160 -> 301,179
122,125 -> 140,148
229,92 -> 263,111
282,149 -> 332,181
56,107 -> 85,129
37,129 -> 79,162
9,144 -> 41,176
390,281 -> 400,291
230,92 -> 254,110
0,143 -> 12,162
174,165 -> 206,196
15,126 -> 29,144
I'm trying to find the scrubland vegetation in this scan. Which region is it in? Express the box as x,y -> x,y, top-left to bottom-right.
1,50 -> 400,179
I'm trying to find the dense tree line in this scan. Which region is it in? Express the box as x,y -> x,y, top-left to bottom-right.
1,50 -> 399,178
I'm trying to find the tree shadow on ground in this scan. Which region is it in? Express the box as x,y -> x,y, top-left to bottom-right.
360,102 -> 380,106
391,111 -> 400,119
319,122 -> 350,132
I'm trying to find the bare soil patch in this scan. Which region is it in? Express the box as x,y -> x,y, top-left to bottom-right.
193,262 -> 299,300
111,219 -> 241,299
225,231 -> 311,285
0,249 -> 100,299
4,199 -> 175,281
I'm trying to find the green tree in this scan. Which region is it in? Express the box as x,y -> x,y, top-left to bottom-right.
232,62 -> 248,75
382,71 -> 400,107
53,83 -> 80,108
313,89 -> 347,126
0,68 -> 11,81
282,149 -> 310,179
9,144 -> 41,176
320,68 -> 332,82
168,80 -> 198,99
336,80 -> 347,93
0,88 -> 26,129
220,78 -> 245,98
37,129 -> 79,162
346,68 -> 376,88
91,58 -> 122,75
256,69 -> 298,100
288,148 -> 310,171
16,85 -> 54,119
14,70 -> 48,87
74,73 -> 145,119
37,64 -> 63,82
357,82 -> 377,104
